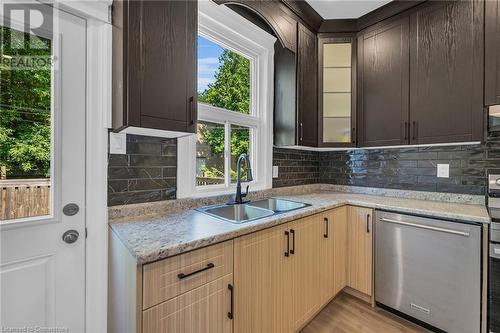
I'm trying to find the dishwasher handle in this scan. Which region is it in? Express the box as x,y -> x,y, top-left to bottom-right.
491,243 -> 500,259
379,217 -> 470,237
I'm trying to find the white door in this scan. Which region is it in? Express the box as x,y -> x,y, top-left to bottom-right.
0,4 -> 86,332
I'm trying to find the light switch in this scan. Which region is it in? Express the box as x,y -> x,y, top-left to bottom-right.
109,132 -> 127,154
272,166 -> 279,178
437,164 -> 449,178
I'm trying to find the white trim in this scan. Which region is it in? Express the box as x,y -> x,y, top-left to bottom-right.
84,16 -> 111,333
277,141 -> 483,152
177,1 -> 275,198
52,0 -> 111,23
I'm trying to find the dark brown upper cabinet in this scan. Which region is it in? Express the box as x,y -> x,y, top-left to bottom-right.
112,0 -> 197,135
357,16 -> 409,147
318,34 -> 357,147
297,23 -> 318,147
409,0 -> 484,144
275,22 -> 318,147
215,0 -> 297,52
485,0 -> 500,106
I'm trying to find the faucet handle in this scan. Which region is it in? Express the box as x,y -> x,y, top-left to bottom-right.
242,185 -> 249,198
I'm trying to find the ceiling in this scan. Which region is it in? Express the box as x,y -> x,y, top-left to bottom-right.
305,0 -> 393,19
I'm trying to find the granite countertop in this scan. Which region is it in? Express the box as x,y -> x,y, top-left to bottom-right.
109,190 -> 490,264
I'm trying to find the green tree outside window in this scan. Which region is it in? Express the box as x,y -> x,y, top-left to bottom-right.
198,49 -> 251,181
0,26 -> 52,178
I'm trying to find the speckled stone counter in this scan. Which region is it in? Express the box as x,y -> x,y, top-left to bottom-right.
109,187 -> 490,264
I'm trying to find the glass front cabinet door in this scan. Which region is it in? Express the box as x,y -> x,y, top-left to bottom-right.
319,35 -> 356,147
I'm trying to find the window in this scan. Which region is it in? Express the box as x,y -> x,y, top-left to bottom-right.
195,36 -> 253,187
177,1 -> 276,198
0,25 -> 53,221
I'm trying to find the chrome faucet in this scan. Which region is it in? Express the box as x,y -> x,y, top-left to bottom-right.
233,153 -> 253,204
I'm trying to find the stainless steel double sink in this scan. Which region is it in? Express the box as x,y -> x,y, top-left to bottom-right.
196,198 -> 310,224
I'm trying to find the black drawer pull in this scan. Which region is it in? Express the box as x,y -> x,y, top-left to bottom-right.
324,217 -> 329,238
290,229 -> 295,255
284,230 -> 290,257
228,284 -> 234,319
177,262 -> 215,279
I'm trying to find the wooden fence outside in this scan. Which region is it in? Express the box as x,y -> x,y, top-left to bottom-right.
0,179 -> 51,221
196,177 -> 224,186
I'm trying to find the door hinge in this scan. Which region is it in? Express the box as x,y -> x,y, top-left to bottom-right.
85,227 -> 88,239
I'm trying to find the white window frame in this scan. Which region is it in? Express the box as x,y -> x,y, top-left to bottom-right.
177,0 -> 276,198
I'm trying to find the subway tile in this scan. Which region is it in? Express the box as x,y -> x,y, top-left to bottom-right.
161,143 -> 177,156
437,150 -> 485,160
162,167 -> 177,178
129,155 -> 177,167
126,141 -> 162,155
108,167 -> 163,180
108,154 -> 128,167
108,190 -> 164,206
398,152 -> 438,160
108,180 -> 128,193
417,160 -> 461,168
128,179 -> 176,191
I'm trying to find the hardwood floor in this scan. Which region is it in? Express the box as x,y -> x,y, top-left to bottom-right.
301,292 -> 429,333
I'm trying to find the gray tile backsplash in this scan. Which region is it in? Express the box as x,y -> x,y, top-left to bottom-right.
108,135 -> 500,206
272,148 -> 320,187
108,135 -> 177,206
317,137 -> 500,196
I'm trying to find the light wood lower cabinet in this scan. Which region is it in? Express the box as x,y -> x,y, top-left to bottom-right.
333,206 -> 348,296
347,206 -> 374,296
142,274 -> 233,333
287,215 -> 322,332
109,205 -> 374,333
233,223 -> 287,333
142,240 -> 233,309
319,206 -> 348,306
234,208 -> 353,333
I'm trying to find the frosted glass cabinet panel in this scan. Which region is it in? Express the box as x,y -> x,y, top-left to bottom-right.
324,68 -> 351,92
324,93 -> 351,117
324,43 -> 351,67
319,36 -> 356,146
323,117 -> 351,143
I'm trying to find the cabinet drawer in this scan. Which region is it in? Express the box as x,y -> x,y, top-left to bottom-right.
143,274 -> 233,333
143,240 -> 233,309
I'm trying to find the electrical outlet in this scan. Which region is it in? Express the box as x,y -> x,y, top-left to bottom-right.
272,165 -> 279,178
437,164 -> 449,178
109,132 -> 127,154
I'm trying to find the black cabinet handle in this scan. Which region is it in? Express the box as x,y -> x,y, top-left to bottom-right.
284,230 -> 290,257
324,217 -> 329,238
177,262 -> 214,279
290,229 -> 295,255
412,121 -> 417,141
228,284 -> 234,319
366,214 -> 370,233
188,96 -> 195,125
404,121 -> 408,141
352,128 -> 356,143
300,123 -> 304,142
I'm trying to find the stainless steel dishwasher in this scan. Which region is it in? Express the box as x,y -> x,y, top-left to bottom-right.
375,211 -> 482,333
